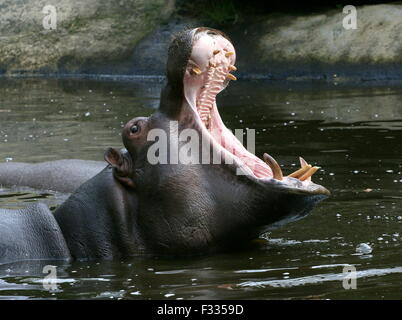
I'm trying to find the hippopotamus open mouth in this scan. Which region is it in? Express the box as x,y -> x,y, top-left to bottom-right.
0,27 -> 331,261
167,27 -> 329,197
106,27 -> 331,253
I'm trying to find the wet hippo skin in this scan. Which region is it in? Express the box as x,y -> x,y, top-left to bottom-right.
0,160 -> 105,193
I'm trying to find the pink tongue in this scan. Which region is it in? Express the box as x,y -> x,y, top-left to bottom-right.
221,134 -> 273,178
209,104 -> 273,179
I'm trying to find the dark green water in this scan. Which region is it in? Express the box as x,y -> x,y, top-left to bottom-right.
0,78 -> 401,299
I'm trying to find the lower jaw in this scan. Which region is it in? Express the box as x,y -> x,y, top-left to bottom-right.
187,100 -> 323,187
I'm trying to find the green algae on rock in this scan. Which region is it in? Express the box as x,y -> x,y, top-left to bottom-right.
0,0 -> 175,75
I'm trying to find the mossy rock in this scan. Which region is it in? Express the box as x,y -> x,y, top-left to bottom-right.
0,0 -> 175,75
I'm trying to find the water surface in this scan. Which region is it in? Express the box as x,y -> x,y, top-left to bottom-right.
0,78 -> 401,299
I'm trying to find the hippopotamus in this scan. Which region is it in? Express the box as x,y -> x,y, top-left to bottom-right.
0,160 -> 105,193
0,27 -> 329,263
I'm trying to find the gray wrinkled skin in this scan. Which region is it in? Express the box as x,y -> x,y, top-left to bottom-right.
0,203 -> 70,264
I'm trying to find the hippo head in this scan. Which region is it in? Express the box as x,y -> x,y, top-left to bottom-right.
105,28 -> 330,255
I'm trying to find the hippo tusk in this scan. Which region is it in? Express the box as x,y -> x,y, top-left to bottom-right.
225,51 -> 234,57
226,73 -> 237,81
299,157 -> 309,168
298,157 -> 315,181
288,156 -> 311,178
287,157 -> 320,181
288,164 -> 312,178
263,153 -> 283,180
299,166 -> 320,181
228,65 -> 237,71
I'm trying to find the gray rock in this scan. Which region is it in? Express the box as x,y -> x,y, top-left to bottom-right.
0,0 -> 175,75
130,18 -> 200,75
258,4 -> 402,65
1,2 -> 401,81
253,4 -> 402,80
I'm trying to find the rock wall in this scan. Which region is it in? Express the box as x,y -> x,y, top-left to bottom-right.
0,0 -> 175,74
252,4 -> 402,80
0,2 -> 401,81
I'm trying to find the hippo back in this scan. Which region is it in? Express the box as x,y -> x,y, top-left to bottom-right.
0,160 -> 105,193
0,203 -> 71,264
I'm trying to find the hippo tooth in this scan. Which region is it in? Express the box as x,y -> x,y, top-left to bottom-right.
299,166 -> 320,181
263,153 -> 283,180
192,67 -> 202,75
288,164 -> 312,178
299,156 -> 309,168
297,157 -> 312,181
226,73 -> 237,81
225,51 -> 234,57
229,65 -> 237,71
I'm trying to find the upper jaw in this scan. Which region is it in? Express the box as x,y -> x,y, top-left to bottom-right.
183,29 -> 236,128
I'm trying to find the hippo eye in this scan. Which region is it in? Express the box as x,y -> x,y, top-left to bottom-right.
130,125 -> 140,134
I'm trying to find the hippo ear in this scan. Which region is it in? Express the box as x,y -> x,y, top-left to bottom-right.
104,148 -> 135,188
